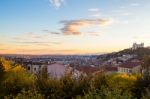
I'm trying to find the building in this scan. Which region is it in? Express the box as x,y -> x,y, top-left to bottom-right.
24,62 -> 46,74
132,43 -> 144,50
24,61 -> 71,78
71,66 -> 102,77
118,61 -> 142,74
47,63 -> 70,78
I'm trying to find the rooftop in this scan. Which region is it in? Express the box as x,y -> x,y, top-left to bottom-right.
119,61 -> 142,68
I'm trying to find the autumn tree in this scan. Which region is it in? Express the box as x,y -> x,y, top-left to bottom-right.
0,61 -> 4,80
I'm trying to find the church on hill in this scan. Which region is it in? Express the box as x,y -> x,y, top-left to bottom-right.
132,43 -> 144,50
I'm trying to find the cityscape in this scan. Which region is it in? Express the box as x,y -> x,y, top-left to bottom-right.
0,43 -> 149,78
0,0 -> 150,99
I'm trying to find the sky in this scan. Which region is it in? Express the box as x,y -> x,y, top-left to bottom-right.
0,0 -> 150,55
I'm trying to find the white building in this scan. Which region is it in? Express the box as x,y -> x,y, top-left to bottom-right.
118,61 -> 141,74
25,62 -> 46,74
132,43 -> 144,50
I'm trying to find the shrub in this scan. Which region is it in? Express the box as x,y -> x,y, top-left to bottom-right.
5,90 -> 44,99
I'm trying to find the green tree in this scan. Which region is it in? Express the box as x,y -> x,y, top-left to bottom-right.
133,56 -> 150,98
0,58 -> 36,98
5,89 -> 44,99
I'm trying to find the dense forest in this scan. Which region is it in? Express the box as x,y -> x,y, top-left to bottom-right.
0,57 -> 150,99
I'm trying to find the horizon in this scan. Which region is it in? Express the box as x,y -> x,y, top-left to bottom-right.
1,45 -> 149,56
0,0 -> 150,55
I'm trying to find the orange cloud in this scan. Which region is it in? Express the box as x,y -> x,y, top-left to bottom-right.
60,18 -> 113,35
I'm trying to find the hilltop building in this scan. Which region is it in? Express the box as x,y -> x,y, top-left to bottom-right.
132,43 -> 144,50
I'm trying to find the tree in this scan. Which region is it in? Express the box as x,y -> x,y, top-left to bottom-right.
0,61 -> 5,80
142,88 -> 150,99
0,58 -> 36,98
142,56 -> 150,78
141,56 -> 150,89
133,56 -> 150,99
5,89 -> 44,99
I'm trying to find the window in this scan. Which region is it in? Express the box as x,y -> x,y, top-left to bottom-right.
129,69 -> 132,73
28,67 -> 30,70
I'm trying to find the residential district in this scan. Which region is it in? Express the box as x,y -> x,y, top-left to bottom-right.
1,43 -> 150,78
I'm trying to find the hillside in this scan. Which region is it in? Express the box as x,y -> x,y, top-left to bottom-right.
97,47 -> 150,61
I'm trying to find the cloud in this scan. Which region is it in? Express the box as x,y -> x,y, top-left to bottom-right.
91,13 -> 101,17
13,41 -> 50,46
13,41 -> 62,46
87,31 -> 101,36
12,32 -> 62,46
14,41 -> 50,44
26,32 -> 49,39
130,3 -> 140,7
60,18 -> 113,35
88,8 -> 99,12
13,32 -> 50,41
42,30 -> 61,35
88,8 -> 101,17
121,12 -> 130,16
49,0 -> 65,9
15,48 -> 81,55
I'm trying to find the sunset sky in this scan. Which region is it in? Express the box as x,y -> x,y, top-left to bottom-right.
0,0 -> 150,55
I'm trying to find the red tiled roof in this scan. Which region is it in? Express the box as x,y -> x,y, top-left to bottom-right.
76,66 -> 100,74
119,61 -> 141,68
104,66 -> 118,71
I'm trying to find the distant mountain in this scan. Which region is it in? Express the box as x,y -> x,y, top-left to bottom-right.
97,47 -> 150,60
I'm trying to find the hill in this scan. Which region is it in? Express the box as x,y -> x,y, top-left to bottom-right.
97,47 -> 150,61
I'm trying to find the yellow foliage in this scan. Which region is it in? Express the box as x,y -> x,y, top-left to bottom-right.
114,73 -> 137,81
0,57 -> 26,73
12,65 -> 26,73
0,58 -> 12,72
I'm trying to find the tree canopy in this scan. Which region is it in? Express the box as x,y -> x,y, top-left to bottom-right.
0,57 -> 149,99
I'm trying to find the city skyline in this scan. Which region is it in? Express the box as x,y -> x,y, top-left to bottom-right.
0,0 -> 150,55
